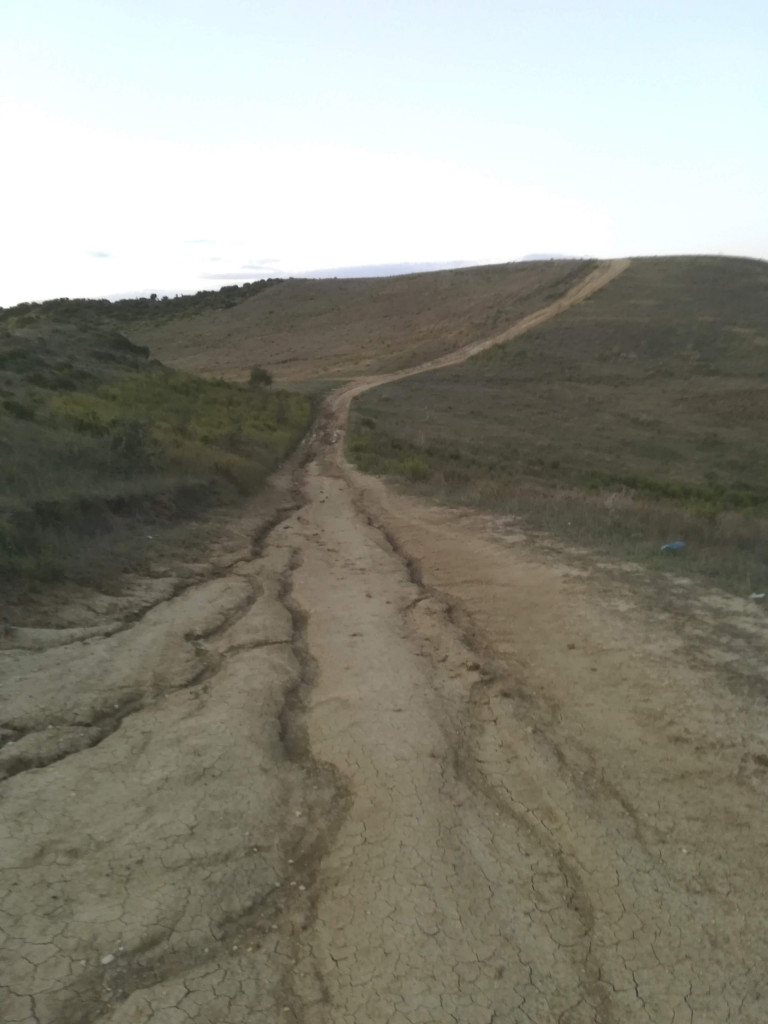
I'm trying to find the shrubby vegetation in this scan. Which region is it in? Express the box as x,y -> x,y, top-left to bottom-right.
249,365 -> 273,388
0,321 -> 313,588
0,278 -> 280,330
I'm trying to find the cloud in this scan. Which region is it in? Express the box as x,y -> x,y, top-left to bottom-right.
89,250 -> 112,258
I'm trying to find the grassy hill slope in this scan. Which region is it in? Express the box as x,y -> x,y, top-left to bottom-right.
0,317 -> 312,591
130,260 -> 597,381
348,256 -> 768,594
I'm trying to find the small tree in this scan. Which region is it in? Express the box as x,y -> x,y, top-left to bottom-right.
249,365 -> 272,388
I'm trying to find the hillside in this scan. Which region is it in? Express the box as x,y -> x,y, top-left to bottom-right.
0,317 -> 312,593
348,255 -> 768,593
130,259 -> 597,380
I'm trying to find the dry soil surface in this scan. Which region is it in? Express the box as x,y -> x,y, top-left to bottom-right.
3,259 -> 768,1024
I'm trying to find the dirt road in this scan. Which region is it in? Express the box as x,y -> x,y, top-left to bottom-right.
3,258 -> 768,1023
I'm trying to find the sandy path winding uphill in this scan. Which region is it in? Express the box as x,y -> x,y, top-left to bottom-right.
3,257 -> 768,1023
318,257 -> 630,417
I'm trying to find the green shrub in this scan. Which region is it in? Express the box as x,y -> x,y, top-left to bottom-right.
1,356 -> 314,590
249,365 -> 273,388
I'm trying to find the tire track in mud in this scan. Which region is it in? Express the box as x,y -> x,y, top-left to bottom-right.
283,456 -> 617,1023
370,511 -> 610,1017
361,506 -> 609,952
272,548 -> 355,1024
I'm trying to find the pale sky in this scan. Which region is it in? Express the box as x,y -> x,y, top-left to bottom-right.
1,0 -> 766,305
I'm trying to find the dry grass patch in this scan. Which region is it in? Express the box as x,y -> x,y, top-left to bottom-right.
349,256 -> 768,595
131,260 -> 597,380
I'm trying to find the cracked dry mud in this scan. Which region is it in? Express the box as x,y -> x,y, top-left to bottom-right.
3,259 -> 768,1023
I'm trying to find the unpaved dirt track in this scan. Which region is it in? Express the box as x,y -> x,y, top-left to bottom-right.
3,258 -> 768,1024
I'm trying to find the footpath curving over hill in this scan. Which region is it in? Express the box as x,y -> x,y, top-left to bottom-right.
349,255 -> 768,596
131,259 -> 599,381
3,258 -> 768,1024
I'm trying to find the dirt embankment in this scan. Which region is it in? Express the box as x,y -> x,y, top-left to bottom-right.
3,258 -> 768,1023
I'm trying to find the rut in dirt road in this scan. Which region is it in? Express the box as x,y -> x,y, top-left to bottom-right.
273,462 -> 614,1024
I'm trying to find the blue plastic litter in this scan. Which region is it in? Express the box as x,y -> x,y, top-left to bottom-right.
660,541 -> 686,552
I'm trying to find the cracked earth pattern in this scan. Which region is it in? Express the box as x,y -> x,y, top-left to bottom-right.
3,259 -> 768,1022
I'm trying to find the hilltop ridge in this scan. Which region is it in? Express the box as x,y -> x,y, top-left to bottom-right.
129,259 -> 597,380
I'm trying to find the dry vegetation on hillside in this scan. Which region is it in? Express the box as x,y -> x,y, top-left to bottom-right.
0,320 -> 313,593
349,256 -> 768,594
132,260 -> 597,380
